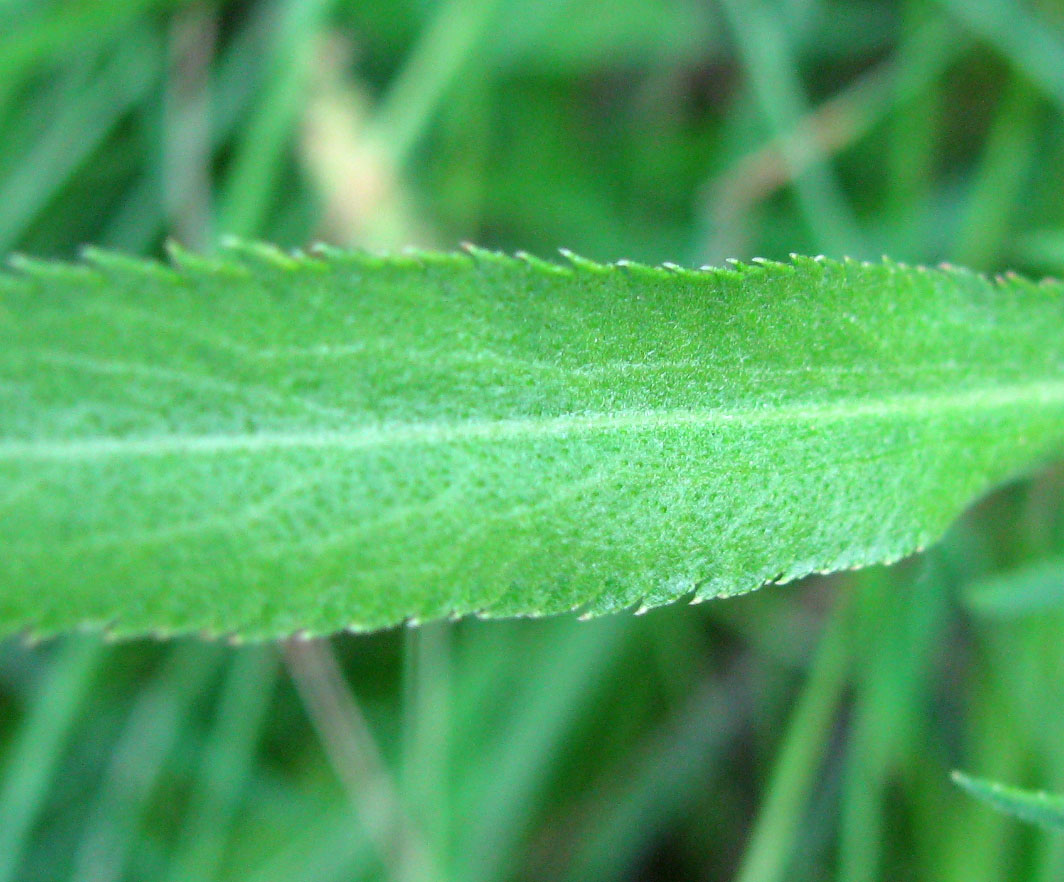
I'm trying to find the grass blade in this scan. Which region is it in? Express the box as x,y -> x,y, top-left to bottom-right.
0,635 -> 104,882
162,646 -> 279,882
963,555 -> 1064,618
71,642 -> 222,882
952,771 -> 1064,831
733,594 -> 851,882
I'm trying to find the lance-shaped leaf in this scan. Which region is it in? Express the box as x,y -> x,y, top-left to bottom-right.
1,245 -> 1063,639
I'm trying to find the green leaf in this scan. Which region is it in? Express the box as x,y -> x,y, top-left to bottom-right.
963,554 -> 1064,618
951,771 -> 1064,831
2,244 -> 1064,639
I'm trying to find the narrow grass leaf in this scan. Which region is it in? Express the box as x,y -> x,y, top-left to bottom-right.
963,555 -> 1064,618
952,771 -> 1064,831
0,635 -> 104,882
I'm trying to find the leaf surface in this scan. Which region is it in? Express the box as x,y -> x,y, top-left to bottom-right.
2,245 -> 1064,638
952,771 -> 1064,830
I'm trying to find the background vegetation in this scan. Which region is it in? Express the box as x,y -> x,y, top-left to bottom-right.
2,0 -> 1064,879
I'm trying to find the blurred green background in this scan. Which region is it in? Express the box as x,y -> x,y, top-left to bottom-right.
2,0 -> 1064,879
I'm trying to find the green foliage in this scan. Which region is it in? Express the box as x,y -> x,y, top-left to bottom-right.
963,555 -> 1064,618
6,0 -> 1064,879
952,771 -> 1064,831
3,245 -> 1064,638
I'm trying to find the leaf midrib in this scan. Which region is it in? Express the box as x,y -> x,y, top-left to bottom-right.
4,377 -> 1063,463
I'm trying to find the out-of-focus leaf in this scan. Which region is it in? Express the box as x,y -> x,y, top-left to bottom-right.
963,555 -> 1064,618
952,771 -> 1064,831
